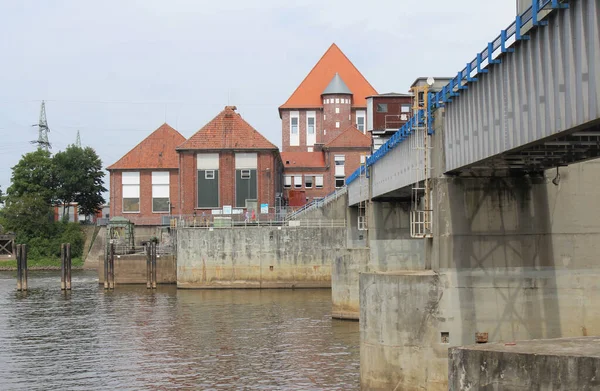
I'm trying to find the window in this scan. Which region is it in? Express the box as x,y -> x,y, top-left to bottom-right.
122,171 -> 140,213
356,110 -> 366,132
152,171 -> 170,213
401,104 -> 411,113
335,122 -> 340,128
335,98 -> 340,104
290,111 -> 300,146
294,176 -> 302,189
324,115 -> 326,120
357,116 -> 365,132
235,153 -> 257,208
376,103 -> 388,113
284,176 -> 292,189
360,155 -> 366,164
307,147 -> 313,152
335,178 -> 345,188
305,176 -> 313,188
334,155 -> 345,177
241,169 -> 251,179
307,117 -> 315,134
315,175 -> 324,188
335,107 -> 340,114
197,153 -> 219,208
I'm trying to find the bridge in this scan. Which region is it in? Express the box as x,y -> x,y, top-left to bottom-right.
318,1 -> 600,389
346,0 -> 599,233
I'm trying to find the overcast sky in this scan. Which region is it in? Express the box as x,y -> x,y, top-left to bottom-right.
0,0 -> 517,196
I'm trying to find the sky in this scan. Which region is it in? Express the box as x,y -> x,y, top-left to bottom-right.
0,0 -> 517,197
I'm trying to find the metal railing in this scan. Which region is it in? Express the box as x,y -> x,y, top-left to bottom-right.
284,187 -> 348,221
345,0 -> 570,187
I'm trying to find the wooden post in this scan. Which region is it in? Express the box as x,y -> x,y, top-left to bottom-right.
16,244 -> 22,291
61,243 -> 66,290
109,242 -> 115,289
66,243 -> 72,290
146,244 -> 151,289
104,243 -> 109,289
152,242 -> 157,289
21,244 -> 28,291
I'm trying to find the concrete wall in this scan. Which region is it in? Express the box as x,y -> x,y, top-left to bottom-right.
177,226 -> 346,288
449,337 -> 600,390
360,159 -> 600,390
98,254 -> 176,284
368,201 -> 425,272
331,248 -> 369,320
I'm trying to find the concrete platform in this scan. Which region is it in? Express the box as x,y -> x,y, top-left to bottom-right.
449,337 -> 600,390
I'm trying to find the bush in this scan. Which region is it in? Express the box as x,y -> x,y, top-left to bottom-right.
14,221 -> 84,260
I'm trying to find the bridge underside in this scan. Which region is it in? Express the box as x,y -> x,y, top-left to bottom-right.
448,118 -> 600,176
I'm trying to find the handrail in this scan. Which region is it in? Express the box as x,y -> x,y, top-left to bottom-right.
345,0 -> 569,187
285,187 -> 347,221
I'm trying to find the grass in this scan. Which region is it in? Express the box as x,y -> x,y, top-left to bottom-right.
0,257 -> 84,269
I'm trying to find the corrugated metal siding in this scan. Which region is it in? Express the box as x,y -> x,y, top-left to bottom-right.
372,136 -> 424,199
445,0 -> 600,172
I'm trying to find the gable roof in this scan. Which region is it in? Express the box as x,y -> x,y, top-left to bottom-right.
279,43 -> 378,111
107,123 -> 185,170
322,73 -> 352,95
177,106 -> 277,151
281,152 -> 326,169
324,125 -> 372,149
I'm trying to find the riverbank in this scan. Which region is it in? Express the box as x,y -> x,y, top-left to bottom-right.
0,257 -> 86,271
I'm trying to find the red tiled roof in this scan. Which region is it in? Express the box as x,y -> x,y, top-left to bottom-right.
325,126 -> 372,149
279,43 -> 378,110
281,152 -> 326,169
107,123 -> 185,170
177,106 -> 277,150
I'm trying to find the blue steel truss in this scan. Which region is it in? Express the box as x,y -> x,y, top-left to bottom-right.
346,0 -> 570,187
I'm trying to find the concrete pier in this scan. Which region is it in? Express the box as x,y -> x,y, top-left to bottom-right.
359,160 -> 600,390
449,337 -> 600,390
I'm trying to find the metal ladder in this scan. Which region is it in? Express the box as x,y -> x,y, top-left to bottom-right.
410,85 -> 433,238
358,160 -> 369,231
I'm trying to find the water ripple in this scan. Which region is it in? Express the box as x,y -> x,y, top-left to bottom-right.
0,271 -> 359,390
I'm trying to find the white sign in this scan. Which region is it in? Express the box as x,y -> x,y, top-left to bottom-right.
260,203 -> 269,214
223,205 -> 232,215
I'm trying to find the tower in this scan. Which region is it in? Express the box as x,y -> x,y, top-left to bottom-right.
31,101 -> 51,151
76,130 -> 81,148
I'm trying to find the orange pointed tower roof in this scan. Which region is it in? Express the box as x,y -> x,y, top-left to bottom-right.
177,106 -> 278,151
107,123 -> 185,170
279,43 -> 377,111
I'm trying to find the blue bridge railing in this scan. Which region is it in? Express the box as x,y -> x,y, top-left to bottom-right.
345,0 -> 569,187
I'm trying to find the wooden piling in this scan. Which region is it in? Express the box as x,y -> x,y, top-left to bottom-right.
108,242 -> 115,289
21,244 -> 28,291
61,243 -> 66,290
66,243 -> 72,290
152,242 -> 157,289
16,244 -> 22,291
103,243 -> 109,289
146,244 -> 151,289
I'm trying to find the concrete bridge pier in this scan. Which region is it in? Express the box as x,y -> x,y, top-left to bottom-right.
359,160 -> 600,390
332,200 -> 425,320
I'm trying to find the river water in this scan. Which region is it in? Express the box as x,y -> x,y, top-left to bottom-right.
0,271 -> 359,390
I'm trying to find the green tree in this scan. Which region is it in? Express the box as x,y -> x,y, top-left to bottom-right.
7,149 -> 55,204
53,145 -> 106,217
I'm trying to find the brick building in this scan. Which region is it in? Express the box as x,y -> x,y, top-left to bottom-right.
366,92 -> 413,152
177,106 -> 283,215
107,123 -> 186,225
279,43 -> 376,203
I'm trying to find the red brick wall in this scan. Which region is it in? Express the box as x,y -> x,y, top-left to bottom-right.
109,168 -> 180,225
178,150 -> 282,214
322,94 -> 353,144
